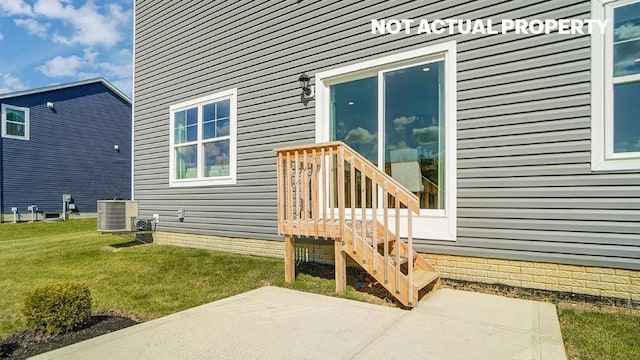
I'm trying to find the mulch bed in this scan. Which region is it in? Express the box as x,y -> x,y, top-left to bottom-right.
0,314 -> 137,360
298,262 -> 640,312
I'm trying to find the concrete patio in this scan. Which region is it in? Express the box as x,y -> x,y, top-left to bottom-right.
31,287 -> 566,360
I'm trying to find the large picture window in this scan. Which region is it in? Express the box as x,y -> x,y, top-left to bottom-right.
316,42 -> 457,241
169,89 -> 237,186
592,0 -> 640,170
1,104 -> 30,140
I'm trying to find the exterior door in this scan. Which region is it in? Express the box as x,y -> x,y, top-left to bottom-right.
316,43 -> 457,240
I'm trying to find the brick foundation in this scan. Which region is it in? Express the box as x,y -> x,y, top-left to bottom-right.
154,231 -> 284,259
154,231 -> 640,302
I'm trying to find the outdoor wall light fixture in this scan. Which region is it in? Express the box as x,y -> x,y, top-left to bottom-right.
298,72 -> 312,97
46,102 -> 54,109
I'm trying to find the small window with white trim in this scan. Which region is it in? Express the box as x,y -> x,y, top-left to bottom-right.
592,0 -> 640,171
1,104 -> 30,140
169,89 -> 237,186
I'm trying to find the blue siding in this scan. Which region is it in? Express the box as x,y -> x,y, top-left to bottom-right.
1,82 -> 131,214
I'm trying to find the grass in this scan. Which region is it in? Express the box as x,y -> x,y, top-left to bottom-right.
559,307 -> 640,360
0,218 -> 367,338
2,219 -> 640,359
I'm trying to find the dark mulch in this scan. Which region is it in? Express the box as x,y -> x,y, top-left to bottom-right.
297,262 -> 640,311
0,314 -> 137,360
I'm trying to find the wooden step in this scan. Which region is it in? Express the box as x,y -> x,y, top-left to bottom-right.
388,252 -> 417,266
413,270 -> 440,290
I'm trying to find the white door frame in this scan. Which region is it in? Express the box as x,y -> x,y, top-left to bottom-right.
314,41 -> 457,241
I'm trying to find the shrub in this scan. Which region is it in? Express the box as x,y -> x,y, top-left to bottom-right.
22,282 -> 92,336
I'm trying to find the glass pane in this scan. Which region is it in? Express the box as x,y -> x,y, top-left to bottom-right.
175,110 -> 185,128
6,122 -> 25,137
204,140 -> 230,177
614,2 -> 640,77
203,120 -> 215,139
384,61 -> 445,209
6,108 -> 25,123
175,145 -> 197,179
330,76 -> 378,209
614,81 -> 640,153
216,118 -> 229,137
203,100 -> 231,140
330,76 -> 378,163
174,110 -> 197,144
186,107 -> 198,126
217,99 -> 230,119
203,104 -> 215,121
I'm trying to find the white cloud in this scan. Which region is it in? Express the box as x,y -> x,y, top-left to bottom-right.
98,61 -> 132,79
37,47 -> 110,78
33,0 -> 131,47
344,127 -> 377,144
0,30 -> 4,41
83,48 -> 99,65
0,73 -> 28,94
36,55 -> 84,77
393,116 -> 417,131
35,47 -> 133,97
412,126 -> 440,144
0,0 -> 33,16
14,18 -> 49,38
615,22 -> 640,41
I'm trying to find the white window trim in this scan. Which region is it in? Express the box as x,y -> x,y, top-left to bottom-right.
591,0 -> 640,171
169,89 -> 237,187
1,104 -> 30,140
314,41 -> 457,241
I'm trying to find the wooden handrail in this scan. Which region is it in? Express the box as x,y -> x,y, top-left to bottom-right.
275,141 -> 420,215
275,141 -> 426,307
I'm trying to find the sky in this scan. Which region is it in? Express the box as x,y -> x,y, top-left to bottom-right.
0,0 -> 133,97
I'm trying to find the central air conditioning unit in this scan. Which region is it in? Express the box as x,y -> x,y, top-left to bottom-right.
97,200 -> 139,232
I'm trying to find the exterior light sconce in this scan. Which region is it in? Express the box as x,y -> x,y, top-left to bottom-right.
298,72 -> 314,98
46,102 -> 54,110
114,144 -> 120,152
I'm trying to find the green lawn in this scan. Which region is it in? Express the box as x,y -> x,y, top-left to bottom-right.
2,219 -> 639,360
0,219 -> 365,338
559,307 -> 640,360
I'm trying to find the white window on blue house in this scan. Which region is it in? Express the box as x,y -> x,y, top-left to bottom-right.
1,104 -> 30,140
592,0 -> 640,171
169,89 -> 237,187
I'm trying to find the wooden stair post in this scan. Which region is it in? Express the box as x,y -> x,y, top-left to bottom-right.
335,240 -> 347,294
274,141 -> 440,307
284,235 -> 295,283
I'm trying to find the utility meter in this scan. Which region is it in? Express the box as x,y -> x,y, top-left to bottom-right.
63,194 -> 72,202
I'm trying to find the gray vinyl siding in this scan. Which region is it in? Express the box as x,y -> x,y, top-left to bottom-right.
134,0 -> 640,269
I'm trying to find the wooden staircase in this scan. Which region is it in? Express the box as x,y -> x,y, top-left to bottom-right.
274,142 -> 440,307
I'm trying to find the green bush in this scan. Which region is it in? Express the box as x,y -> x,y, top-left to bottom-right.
22,282 -> 92,336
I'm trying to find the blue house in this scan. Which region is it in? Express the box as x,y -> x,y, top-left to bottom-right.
0,78 -> 132,221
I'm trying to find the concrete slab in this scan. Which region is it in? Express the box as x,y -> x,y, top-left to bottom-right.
354,289 -> 566,360
30,287 -> 566,360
